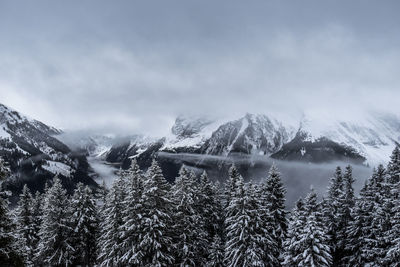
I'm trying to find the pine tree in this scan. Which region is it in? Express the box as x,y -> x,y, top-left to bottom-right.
137,159 -> 174,266
70,183 -> 99,266
224,178 -> 271,267
261,164 -> 287,264
35,175 -> 74,266
386,180 -> 400,265
0,157 -> 23,266
172,166 -> 207,266
282,198 -> 306,266
197,171 -> 222,241
345,181 -> 369,266
30,191 -> 42,266
365,165 -> 391,265
224,164 -> 241,207
207,235 -> 224,267
119,159 -> 144,265
346,165 -> 389,266
323,166 -> 345,264
296,189 -> 332,267
387,145 -> 400,185
14,184 -> 37,265
248,182 -> 276,266
338,165 -> 356,265
98,174 -> 125,266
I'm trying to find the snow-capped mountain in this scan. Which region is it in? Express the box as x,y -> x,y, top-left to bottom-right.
94,112 -> 400,174
162,114 -> 296,155
41,110 -> 400,185
289,112 -> 400,164
200,114 -> 296,156
0,103 -> 97,201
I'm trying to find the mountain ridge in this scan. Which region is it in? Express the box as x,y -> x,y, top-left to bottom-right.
0,103 -> 98,202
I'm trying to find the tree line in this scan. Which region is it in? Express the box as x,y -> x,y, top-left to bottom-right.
1,147 -> 400,266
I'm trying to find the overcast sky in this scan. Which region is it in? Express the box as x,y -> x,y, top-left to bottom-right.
1,0 -> 400,136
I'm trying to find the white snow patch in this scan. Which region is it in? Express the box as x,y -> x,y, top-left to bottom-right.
42,161 -> 73,177
163,117 -> 228,150
0,124 -> 10,139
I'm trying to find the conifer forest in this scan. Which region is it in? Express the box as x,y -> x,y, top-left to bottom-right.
2,147 -> 400,266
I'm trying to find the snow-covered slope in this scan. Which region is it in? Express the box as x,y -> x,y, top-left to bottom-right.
0,103 -> 97,200
200,114 -> 296,156
162,115 -> 225,151
162,114 -> 296,156
298,112 -> 400,165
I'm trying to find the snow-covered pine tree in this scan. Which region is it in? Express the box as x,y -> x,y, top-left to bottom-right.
247,182 -> 276,267
70,183 -> 99,266
224,178 -> 270,266
207,234 -> 224,267
338,165 -> 356,265
119,159 -> 144,265
137,159 -> 174,266
197,171 -> 222,242
30,191 -> 42,266
345,181 -> 369,266
261,164 -> 287,264
171,166 -> 207,266
282,198 -> 306,266
380,146 -> 400,265
386,179 -> 400,265
0,157 -> 23,266
323,166 -> 345,264
366,164 -> 392,265
387,145 -> 400,185
346,165 -> 389,266
35,175 -> 74,266
297,189 -> 332,267
98,174 -> 125,266
224,164 -> 241,207
14,184 -> 37,265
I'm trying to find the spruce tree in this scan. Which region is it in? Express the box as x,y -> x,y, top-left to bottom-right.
282,198 -> 306,266
0,157 -> 23,266
386,180 -> 400,265
198,171 -> 222,241
119,159 -> 144,265
338,165 -> 356,265
35,175 -> 74,266
98,174 -> 125,266
296,189 -> 332,267
70,183 -> 99,266
261,164 -> 287,264
323,166 -> 345,264
387,145 -> 400,185
248,182 -> 276,266
224,164 -> 241,207
224,178 -> 271,266
137,159 -> 174,266
172,166 -> 207,266
345,181 -> 369,266
366,165 -> 391,265
15,184 -> 37,265
346,165 -> 389,266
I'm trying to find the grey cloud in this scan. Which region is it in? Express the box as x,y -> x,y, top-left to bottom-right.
0,1 -> 400,135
